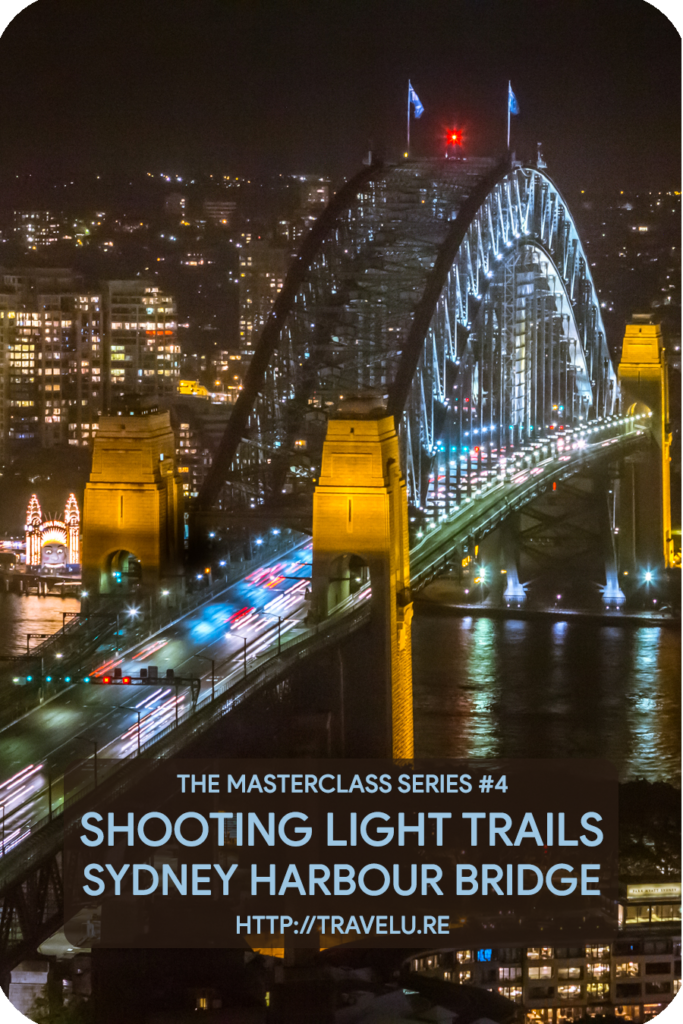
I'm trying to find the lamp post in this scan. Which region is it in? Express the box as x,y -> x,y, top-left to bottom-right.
231,633 -> 248,679
261,612 -> 282,655
117,607 -> 139,653
76,735 -> 98,789
196,656 -> 216,702
121,706 -> 152,756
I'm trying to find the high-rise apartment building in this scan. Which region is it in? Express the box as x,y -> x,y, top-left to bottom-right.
238,240 -> 289,350
0,273 -> 180,462
102,281 -> 180,407
13,210 -> 61,249
0,270 -> 102,459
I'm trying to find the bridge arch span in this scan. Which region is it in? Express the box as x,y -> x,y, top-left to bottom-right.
196,157 -> 616,519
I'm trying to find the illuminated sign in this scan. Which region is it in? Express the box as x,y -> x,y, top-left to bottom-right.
626,883 -> 681,900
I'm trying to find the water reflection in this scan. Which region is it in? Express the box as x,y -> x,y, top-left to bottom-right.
413,613 -> 680,783
0,593 -> 81,656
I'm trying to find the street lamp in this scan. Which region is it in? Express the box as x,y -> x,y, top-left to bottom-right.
76,735 -> 98,789
116,607 -> 139,653
196,655 -> 216,702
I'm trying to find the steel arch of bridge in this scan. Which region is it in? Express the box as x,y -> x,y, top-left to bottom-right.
197,156 -> 615,517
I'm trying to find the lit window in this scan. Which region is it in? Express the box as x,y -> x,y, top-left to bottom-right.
586,945 -> 610,960
498,986 -> 522,1002
528,965 -> 553,979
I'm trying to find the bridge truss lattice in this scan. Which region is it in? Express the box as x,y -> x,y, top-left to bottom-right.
198,156 -> 615,519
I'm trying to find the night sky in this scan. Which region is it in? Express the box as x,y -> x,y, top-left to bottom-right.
0,0 -> 679,191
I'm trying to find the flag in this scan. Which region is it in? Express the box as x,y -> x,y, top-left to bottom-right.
508,83 -> 520,115
409,81 -> 424,119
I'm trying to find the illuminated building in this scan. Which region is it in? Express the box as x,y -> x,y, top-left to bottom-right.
203,198 -> 236,227
210,349 -> 244,400
13,210 -> 60,248
0,273 -> 181,461
172,402 -> 232,501
0,270 -> 103,455
239,241 -> 289,349
25,492 -> 80,567
410,881 -> 681,1021
102,280 -> 180,405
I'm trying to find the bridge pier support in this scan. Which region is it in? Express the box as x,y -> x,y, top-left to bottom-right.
311,404 -> 413,759
617,315 -> 673,571
82,409 -> 184,602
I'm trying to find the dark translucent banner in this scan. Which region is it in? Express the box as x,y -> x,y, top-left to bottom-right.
63,759 -> 618,948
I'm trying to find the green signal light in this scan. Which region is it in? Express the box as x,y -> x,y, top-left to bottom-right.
26,675 -> 33,682
65,676 -> 71,683
45,675 -> 53,682
84,676 -> 91,683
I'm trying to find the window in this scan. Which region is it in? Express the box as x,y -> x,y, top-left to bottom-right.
527,947 -> 554,960
586,945 -> 610,959
459,970 -> 471,983
499,967 -> 522,980
645,962 -> 671,976
558,985 -> 582,1000
587,982 -> 610,1000
615,963 -> 640,978
645,981 -> 670,995
497,986 -> 522,1002
559,967 -> 583,980
615,941 -> 643,957
529,966 -> 553,980
529,986 -> 555,1000
626,904 -> 652,924
477,950 -> 492,962
587,962 -> 610,979
651,903 -> 681,922
644,940 -> 670,955
616,983 -> 641,998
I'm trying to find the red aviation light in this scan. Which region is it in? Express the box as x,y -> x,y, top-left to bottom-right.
103,675 -> 112,684
447,128 -> 463,146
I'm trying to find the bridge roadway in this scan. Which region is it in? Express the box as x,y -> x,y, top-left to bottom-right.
0,411 -> 648,869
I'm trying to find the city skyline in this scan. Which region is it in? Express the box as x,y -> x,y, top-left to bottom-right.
0,0 -> 679,193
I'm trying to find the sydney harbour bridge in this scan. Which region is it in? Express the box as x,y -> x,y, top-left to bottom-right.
0,153 -> 670,971
199,152 -> 619,522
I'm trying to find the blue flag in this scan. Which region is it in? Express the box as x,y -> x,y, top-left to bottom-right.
409,81 -> 424,119
508,83 -> 520,115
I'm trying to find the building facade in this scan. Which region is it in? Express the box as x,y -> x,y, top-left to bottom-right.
0,272 -> 180,462
410,883 -> 681,1022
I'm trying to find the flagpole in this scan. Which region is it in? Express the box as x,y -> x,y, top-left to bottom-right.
407,80 -> 411,154
507,80 -> 511,151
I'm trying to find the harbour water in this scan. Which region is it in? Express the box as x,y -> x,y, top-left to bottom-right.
0,592 -> 81,656
413,610 -> 680,784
